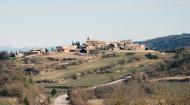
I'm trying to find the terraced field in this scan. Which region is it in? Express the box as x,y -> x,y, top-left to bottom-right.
30,51 -> 172,95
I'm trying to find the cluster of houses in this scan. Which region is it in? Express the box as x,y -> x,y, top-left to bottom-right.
84,38 -> 145,52
14,37 -> 146,57
54,37 -> 145,53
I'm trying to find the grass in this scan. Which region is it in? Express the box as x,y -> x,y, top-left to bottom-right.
87,99 -> 104,105
34,55 -> 131,81
63,71 -> 128,87
32,51 -> 173,94
0,98 -> 19,105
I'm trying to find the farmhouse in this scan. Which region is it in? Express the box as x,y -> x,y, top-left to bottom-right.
80,38 -> 107,53
56,45 -> 78,53
117,40 -> 145,51
30,48 -> 46,54
86,38 -> 107,49
15,51 -> 24,58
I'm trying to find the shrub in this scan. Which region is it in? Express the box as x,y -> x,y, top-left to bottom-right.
23,97 -> 30,105
117,60 -> 126,65
68,88 -> 90,105
47,57 -> 58,61
89,50 -> 100,55
51,87 -> 57,96
125,52 -> 135,56
71,74 -> 79,80
145,53 -> 158,59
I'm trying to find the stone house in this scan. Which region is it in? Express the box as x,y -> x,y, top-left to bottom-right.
56,45 -> 78,53
15,51 -> 24,58
86,38 -> 107,49
30,48 -> 46,54
117,40 -> 145,51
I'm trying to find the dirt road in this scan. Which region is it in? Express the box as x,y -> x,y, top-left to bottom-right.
87,76 -> 132,90
148,76 -> 190,83
53,94 -> 70,105
52,76 -> 132,105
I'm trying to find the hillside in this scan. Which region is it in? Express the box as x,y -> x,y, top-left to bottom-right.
137,33 -> 190,51
0,60 -> 48,105
68,48 -> 190,105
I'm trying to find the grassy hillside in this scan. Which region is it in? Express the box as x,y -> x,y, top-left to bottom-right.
1,48 -> 188,105
29,51 -> 172,95
68,49 -> 190,105
137,33 -> 190,51
0,60 -> 46,105
144,48 -> 190,78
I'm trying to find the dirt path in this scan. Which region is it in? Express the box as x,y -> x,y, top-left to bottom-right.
52,76 -> 132,104
148,76 -> 190,83
52,75 -> 190,105
87,76 -> 132,90
52,94 -> 70,105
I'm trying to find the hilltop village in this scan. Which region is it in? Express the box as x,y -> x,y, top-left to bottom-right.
21,38 -> 146,56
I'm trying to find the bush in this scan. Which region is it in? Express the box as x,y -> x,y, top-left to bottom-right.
68,88 -> 90,105
47,57 -> 58,61
89,50 -> 100,55
125,52 -> 135,56
117,60 -> 126,65
145,53 -> 158,59
51,87 -> 57,96
23,97 -> 30,105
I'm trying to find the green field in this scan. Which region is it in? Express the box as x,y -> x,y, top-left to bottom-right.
31,52 -> 173,95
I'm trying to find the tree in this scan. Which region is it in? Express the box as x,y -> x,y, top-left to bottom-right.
0,51 -> 9,60
28,78 -> 33,83
76,41 -> 81,49
87,37 -> 90,41
9,52 -> 15,57
45,49 -> 48,53
51,87 -> 57,96
145,53 -> 158,59
72,41 -> 81,49
72,41 -> 75,45
23,97 -> 29,105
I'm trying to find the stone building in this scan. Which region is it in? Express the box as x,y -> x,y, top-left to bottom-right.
82,37 -> 145,53
30,48 -> 46,54
117,40 -> 145,51
56,45 -> 78,53
86,38 -> 107,49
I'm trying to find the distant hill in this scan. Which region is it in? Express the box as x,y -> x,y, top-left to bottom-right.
0,46 -> 55,52
137,33 -> 190,51
0,46 -> 19,51
0,46 -> 31,52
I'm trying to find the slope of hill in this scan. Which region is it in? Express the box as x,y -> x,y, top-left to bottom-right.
137,33 -> 190,51
0,60 -> 48,105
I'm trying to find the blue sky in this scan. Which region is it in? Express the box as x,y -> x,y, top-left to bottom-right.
0,0 -> 190,47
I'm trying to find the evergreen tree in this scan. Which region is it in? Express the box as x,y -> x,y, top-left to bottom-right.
23,97 -> 29,105
0,51 -> 9,60
51,87 -> 57,96
76,41 -> 81,48
72,41 -> 75,45
45,48 -> 48,53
